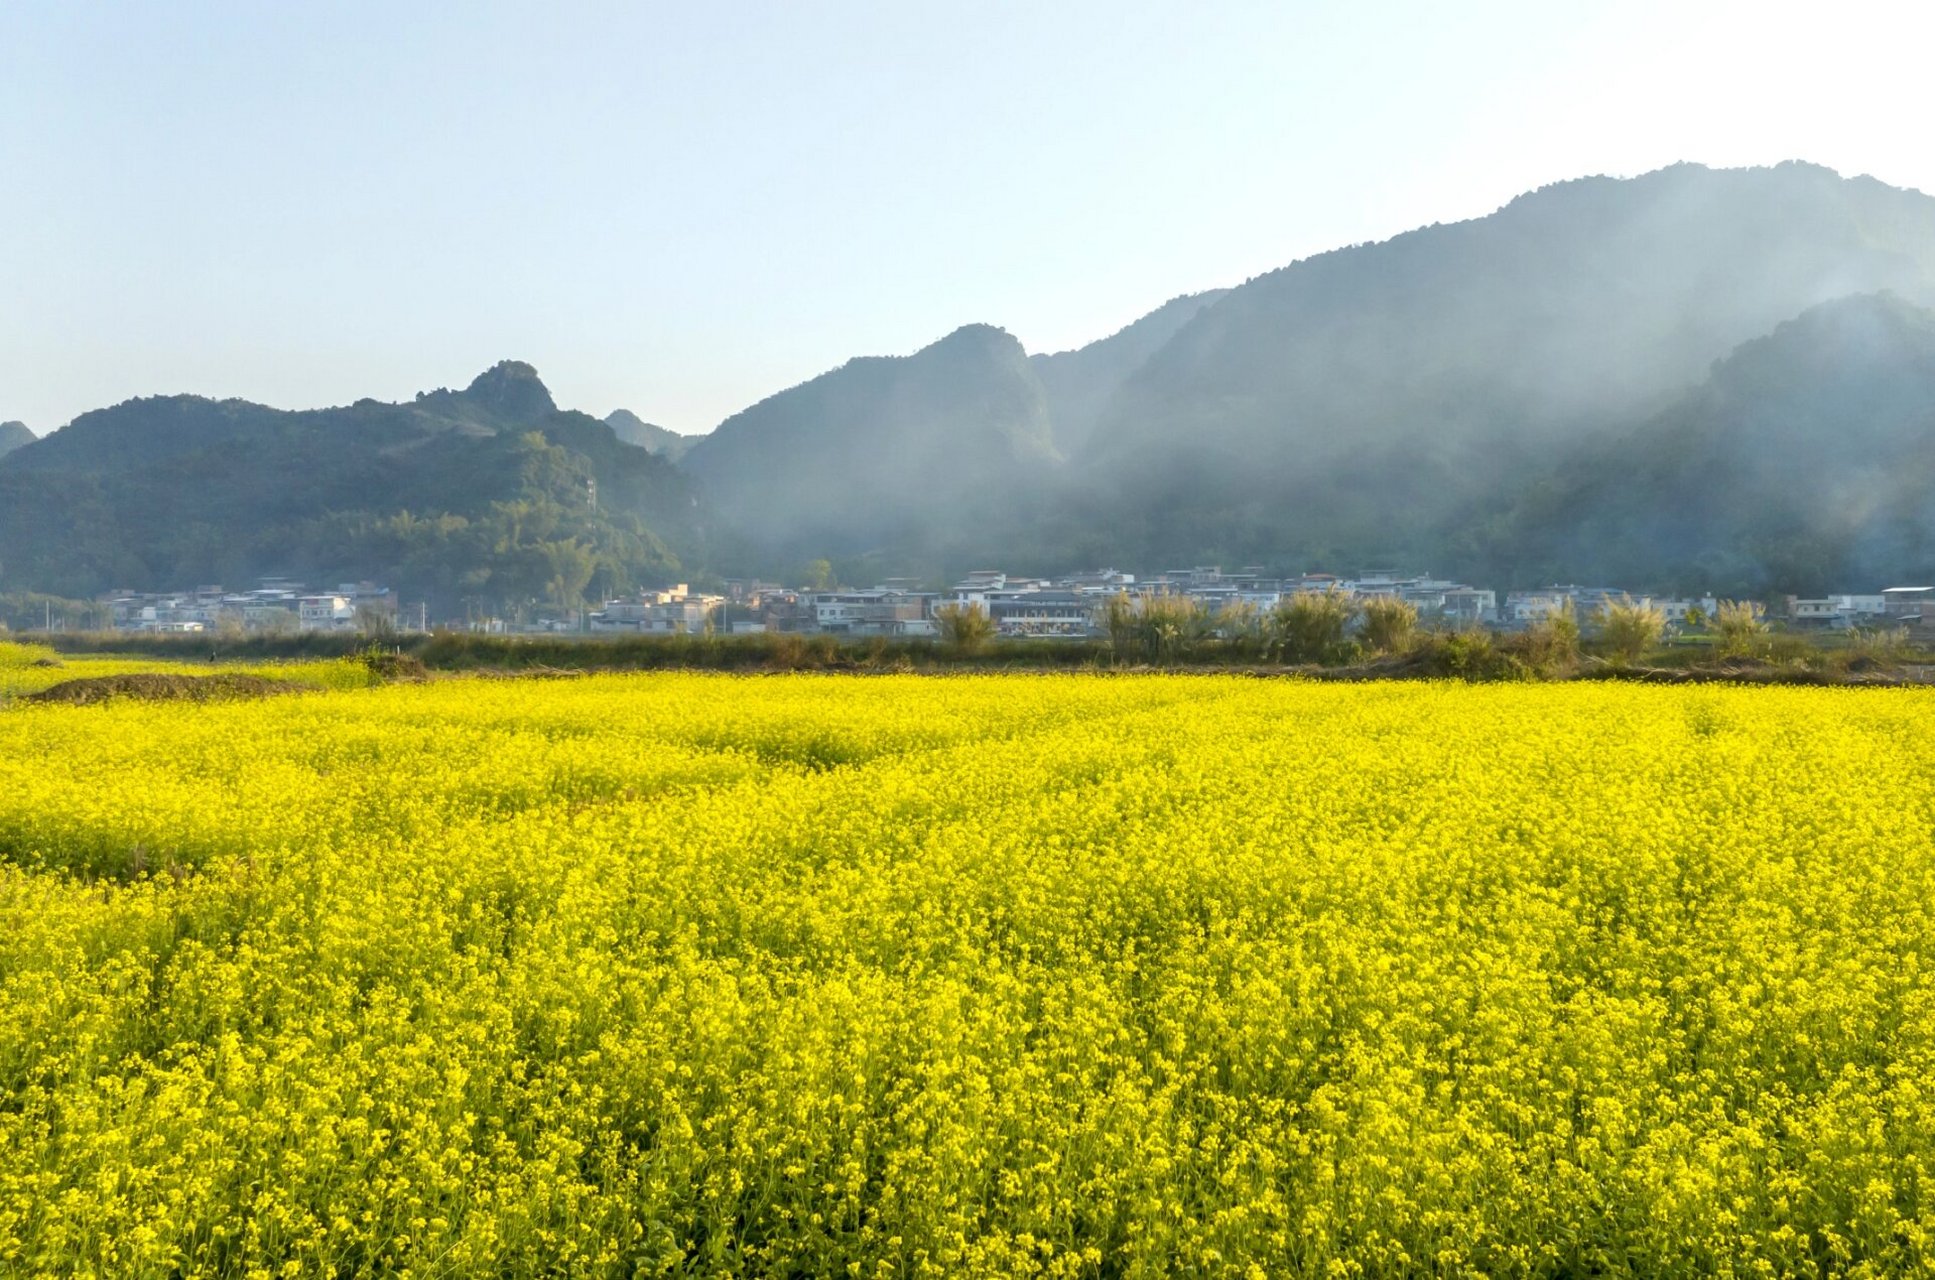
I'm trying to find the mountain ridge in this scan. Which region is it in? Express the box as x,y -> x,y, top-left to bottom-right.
682,323 -> 1058,561
1029,289 -> 1230,455
16,161 -> 1935,599
0,365 -> 696,610
0,422 -> 33,460
604,410 -> 698,460
1031,160 -> 1935,571
1472,290 -> 1935,594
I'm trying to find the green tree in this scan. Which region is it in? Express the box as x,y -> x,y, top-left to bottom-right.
540,540 -> 597,615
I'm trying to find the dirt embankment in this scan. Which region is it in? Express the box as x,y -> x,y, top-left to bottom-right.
24,673 -> 307,706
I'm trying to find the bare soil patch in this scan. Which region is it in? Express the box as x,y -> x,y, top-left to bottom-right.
25,672 -> 307,706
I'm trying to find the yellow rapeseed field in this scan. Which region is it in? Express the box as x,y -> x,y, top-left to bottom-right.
3,661 -> 1935,1277
0,641 -> 375,700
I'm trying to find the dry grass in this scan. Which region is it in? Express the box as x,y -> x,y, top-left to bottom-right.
24,672 -> 308,706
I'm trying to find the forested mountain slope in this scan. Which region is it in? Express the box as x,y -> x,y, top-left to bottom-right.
0,362 -> 697,611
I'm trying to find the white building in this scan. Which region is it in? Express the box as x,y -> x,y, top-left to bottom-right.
985,591 -> 1096,637
1655,597 -> 1719,625
1438,587 -> 1498,624
589,584 -> 724,634
1504,592 -> 1571,624
1785,595 -> 1890,628
298,595 -> 356,631
1883,587 -> 1935,620
803,589 -> 935,636
942,571 -> 1009,611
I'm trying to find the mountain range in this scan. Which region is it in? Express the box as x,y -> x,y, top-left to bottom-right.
0,363 -> 696,612
8,160 -> 1935,602
680,323 -> 1060,567
1478,291 -> 1935,593
1072,162 -> 1935,575
604,410 -> 697,461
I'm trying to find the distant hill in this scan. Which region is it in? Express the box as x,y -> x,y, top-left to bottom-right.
682,324 -> 1057,561
0,422 -> 32,460
412,359 -> 558,428
1065,162 -> 1935,569
670,162 -> 1935,582
21,162 -> 1935,599
605,410 -> 698,460
1029,290 -> 1228,455
0,363 -> 697,611
1471,292 -> 1935,595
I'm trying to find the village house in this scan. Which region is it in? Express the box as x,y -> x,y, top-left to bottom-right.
1438,587 -> 1498,624
984,590 -> 1096,637
1785,595 -> 1888,628
298,595 -> 356,631
803,588 -> 937,637
589,584 -> 724,634
1503,591 -> 1571,625
1882,586 -> 1934,622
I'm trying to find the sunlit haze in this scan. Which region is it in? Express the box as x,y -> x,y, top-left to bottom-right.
4,0 -> 1932,433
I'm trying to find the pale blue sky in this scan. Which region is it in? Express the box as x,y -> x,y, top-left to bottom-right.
3,0 -> 1930,434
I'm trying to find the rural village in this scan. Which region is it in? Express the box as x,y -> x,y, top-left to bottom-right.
85,569 -> 1935,640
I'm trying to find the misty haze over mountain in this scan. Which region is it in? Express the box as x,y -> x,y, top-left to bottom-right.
603,411 -> 697,461
8,161 -> 1935,603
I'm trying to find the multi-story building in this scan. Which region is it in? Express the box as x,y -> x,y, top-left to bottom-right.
1504,591 -> 1571,624
985,590 -> 1096,637
1438,587 -> 1498,624
589,584 -> 724,634
1655,598 -> 1719,626
298,595 -> 356,631
1883,586 -> 1934,621
802,589 -> 937,637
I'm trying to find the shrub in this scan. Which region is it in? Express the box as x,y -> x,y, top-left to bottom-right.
935,603 -> 997,653
1712,600 -> 1770,660
1359,596 -> 1419,656
1103,593 -> 1215,665
360,646 -> 429,682
1101,593 -> 1139,662
1596,595 -> 1665,665
1767,632 -> 1822,667
1215,601 -> 1268,663
1520,600 -> 1581,675
1143,594 -> 1215,664
1271,589 -> 1359,665
1413,627 -> 1528,681
1843,625 -> 1908,670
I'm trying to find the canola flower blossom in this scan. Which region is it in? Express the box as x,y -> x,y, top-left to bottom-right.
3,665 -> 1935,1276
0,641 -> 374,701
